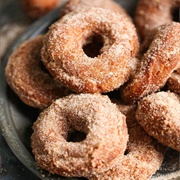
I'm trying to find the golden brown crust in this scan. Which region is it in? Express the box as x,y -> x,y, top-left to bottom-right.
20,0 -> 62,19
136,91 -> 180,151
121,22 -> 180,104
135,0 -> 180,40
5,35 -> 71,109
41,8 -> 139,93
31,94 -> 128,177
88,100 -> 166,180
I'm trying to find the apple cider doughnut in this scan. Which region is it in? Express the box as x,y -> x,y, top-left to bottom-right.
136,91 -> 180,151
121,22 -> 180,104
135,0 -> 180,39
31,94 -> 128,177
88,100 -> 166,180
60,0 -> 130,19
5,35 -> 71,109
41,7 -> 139,93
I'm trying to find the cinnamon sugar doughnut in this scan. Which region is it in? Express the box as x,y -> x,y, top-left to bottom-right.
21,0 -> 62,19
88,101 -> 166,180
136,91 -> 180,151
41,8 -> 139,93
135,0 -> 180,39
60,0 -> 130,19
31,94 -> 128,177
5,35 -> 71,109
166,69 -> 180,93
138,28 -> 180,95
121,22 -> 180,104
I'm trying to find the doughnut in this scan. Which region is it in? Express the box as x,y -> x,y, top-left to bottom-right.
121,22 -> 180,104
41,8 -> 139,93
5,35 -> 71,109
88,100 -> 166,180
20,0 -> 62,19
138,28 -> 180,94
136,91 -> 180,151
60,0 -> 131,19
31,93 -> 128,177
166,68 -> 180,93
135,0 -> 180,40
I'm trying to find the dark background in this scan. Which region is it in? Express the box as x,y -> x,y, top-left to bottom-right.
0,0 -> 38,179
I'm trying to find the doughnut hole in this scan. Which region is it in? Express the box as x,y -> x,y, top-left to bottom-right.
124,149 -> 130,155
172,7 -> 180,22
82,33 -> 104,58
67,129 -> 87,142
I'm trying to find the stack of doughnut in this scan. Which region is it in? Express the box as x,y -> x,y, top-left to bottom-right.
5,0 -> 180,179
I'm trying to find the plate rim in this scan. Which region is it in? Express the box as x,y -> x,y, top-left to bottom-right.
0,4 -> 75,180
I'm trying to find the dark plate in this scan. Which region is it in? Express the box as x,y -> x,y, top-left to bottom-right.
0,0 -> 180,179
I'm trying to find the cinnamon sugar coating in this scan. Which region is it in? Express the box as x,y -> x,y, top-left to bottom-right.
136,91 -> 180,151
135,0 -> 180,40
88,100 -> 166,180
138,28 -> 180,94
31,94 -> 128,177
121,22 -> 180,104
5,36 -> 71,109
41,7 -> 139,93
60,0 -> 131,19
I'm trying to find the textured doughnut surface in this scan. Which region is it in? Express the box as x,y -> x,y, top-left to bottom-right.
167,69 -> 180,93
5,35 -> 70,109
121,22 -> 180,104
136,91 -> 180,151
135,0 -> 180,39
60,0 -> 130,18
31,94 -> 128,177
41,7 -> 139,93
88,101 -> 166,180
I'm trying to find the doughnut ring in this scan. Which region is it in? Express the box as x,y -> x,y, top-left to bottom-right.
60,0 -> 130,19
31,94 -> 128,177
20,0 -> 62,19
136,91 -> 180,151
139,28 -> 180,94
5,35 -> 71,109
121,22 -> 180,104
88,100 -> 166,180
41,7 -> 139,93
135,0 -> 180,39
166,68 -> 180,93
